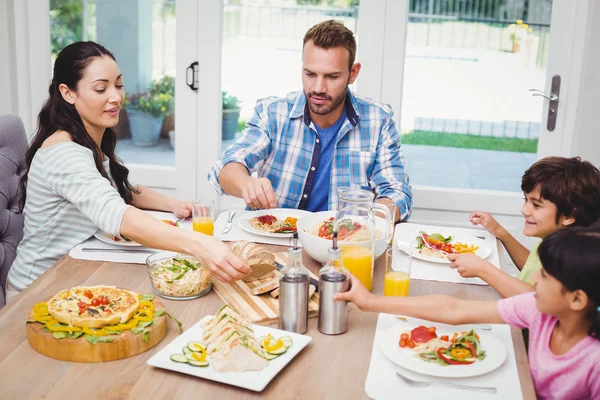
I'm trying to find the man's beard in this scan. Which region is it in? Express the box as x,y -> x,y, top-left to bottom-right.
305,87 -> 348,116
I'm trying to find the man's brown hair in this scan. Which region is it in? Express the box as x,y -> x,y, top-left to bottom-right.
303,20 -> 356,70
521,156 -> 600,226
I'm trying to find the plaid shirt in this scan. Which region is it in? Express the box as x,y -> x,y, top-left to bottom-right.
208,90 -> 413,220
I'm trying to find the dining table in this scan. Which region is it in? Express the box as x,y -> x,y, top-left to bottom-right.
0,224 -> 536,399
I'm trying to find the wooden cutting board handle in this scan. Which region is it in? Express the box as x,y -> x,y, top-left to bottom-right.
26,299 -> 167,363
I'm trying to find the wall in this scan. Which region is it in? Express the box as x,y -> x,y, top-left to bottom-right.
571,1 -> 600,166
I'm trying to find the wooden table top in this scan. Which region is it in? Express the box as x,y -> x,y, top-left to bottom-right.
0,241 -> 535,399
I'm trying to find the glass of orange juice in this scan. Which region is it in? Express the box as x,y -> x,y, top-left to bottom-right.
192,199 -> 215,236
341,244 -> 374,291
384,248 -> 411,296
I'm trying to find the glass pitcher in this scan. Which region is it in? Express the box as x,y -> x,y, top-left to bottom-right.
333,187 -> 393,291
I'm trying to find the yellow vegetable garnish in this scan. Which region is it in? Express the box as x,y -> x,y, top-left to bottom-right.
104,318 -> 139,331
450,348 -> 471,359
191,349 -> 207,362
82,327 -> 108,336
265,338 -> 284,352
45,319 -> 82,332
33,315 -> 53,323
33,302 -> 49,316
133,310 -> 153,322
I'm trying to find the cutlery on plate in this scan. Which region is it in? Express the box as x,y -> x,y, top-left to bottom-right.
81,248 -> 156,254
394,315 -> 492,331
396,371 -> 497,393
221,210 -> 236,234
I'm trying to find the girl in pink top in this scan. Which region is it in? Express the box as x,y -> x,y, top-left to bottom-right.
335,227 -> 600,399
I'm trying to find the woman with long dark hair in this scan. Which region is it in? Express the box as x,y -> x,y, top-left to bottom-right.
6,42 -> 249,299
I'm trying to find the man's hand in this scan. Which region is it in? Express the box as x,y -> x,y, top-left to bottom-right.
240,177 -> 278,209
447,253 -> 494,279
469,211 -> 504,237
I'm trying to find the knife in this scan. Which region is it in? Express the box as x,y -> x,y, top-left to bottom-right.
275,261 -> 319,292
81,247 -> 156,254
221,210 -> 236,235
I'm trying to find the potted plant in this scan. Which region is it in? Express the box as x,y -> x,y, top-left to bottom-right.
222,91 -> 242,140
509,20 -> 529,53
151,76 -> 176,140
124,79 -> 174,146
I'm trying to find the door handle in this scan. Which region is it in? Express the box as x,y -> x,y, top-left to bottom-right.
529,75 -> 560,131
186,61 -> 199,92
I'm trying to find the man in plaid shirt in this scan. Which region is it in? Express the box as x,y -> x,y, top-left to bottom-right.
208,20 -> 412,222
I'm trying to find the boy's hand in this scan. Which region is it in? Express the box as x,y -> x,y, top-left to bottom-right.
333,275 -> 375,312
447,253 -> 493,278
469,211 -> 504,237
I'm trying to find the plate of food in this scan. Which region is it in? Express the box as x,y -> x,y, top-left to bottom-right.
238,209 -> 312,238
379,322 -> 506,378
26,285 -> 176,362
147,304 -> 312,392
94,219 -> 182,247
399,231 -> 492,264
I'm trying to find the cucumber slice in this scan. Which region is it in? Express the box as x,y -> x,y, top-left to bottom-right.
170,354 -> 189,363
187,341 -> 206,352
262,351 -> 279,360
188,360 -> 209,367
182,346 -> 191,354
279,336 -> 293,348
267,345 -> 287,355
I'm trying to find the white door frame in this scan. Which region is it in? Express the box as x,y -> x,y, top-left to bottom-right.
357,0 -> 592,221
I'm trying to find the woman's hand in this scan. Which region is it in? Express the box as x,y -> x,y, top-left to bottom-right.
170,200 -> 193,219
191,237 -> 251,283
333,274 -> 376,312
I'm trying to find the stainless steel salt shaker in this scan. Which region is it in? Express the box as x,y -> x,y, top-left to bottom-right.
318,232 -> 350,335
279,233 -> 309,334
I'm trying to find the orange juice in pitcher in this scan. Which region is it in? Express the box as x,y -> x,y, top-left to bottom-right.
341,245 -> 374,291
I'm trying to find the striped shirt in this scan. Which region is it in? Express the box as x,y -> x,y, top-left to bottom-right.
208,90 -> 412,219
8,142 -> 130,290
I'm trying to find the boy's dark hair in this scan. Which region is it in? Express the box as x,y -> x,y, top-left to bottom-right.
521,157 -> 600,226
539,227 -> 600,338
303,20 -> 356,71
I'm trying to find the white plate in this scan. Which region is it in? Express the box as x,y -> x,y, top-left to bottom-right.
147,316 -> 312,392
93,230 -> 141,247
399,233 -> 491,264
238,209 -> 312,238
379,323 -> 506,378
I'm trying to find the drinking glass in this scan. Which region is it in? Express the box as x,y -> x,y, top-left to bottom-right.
383,248 -> 411,296
192,199 -> 215,236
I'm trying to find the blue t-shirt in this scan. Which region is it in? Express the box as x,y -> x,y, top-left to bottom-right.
306,110 -> 347,212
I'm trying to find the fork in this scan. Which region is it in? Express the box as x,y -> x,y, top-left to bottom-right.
396,371 -> 497,394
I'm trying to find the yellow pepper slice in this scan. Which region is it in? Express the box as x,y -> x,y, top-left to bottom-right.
45,319 -> 82,332
191,348 -> 207,362
450,348 -> 472,359
82,327 -> 108,336
33,315 -> 53,323
104,318 -> 139,331
133,311 -> 153,322
138,300 -> 154,311
265,338 -> 284,352
33,302 -> 49,316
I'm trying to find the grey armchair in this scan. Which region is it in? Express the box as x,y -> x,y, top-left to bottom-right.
0,115 -> 27,307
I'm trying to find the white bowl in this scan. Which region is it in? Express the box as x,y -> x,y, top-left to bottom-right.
297,211 -> 390,264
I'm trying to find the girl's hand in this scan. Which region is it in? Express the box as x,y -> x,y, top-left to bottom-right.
171,200 -> 193,219
333,274 -> 376,312
191,238 -> 251,283
469,211 -> 502,237
447,253 -> 491,278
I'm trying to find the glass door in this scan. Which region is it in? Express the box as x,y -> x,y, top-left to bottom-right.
48,0 -> 198,197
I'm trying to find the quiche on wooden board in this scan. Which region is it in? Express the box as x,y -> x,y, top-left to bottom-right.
47,285 -> 139,328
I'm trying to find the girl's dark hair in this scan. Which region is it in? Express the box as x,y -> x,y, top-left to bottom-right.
20,41 -> 136,210
538,227 -> 600,339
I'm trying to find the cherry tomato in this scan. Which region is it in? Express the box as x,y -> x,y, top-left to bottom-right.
78,301 -> 87,308
99,296 -> 109,305
400,333 -> 409,340
91,298 -> 100,307
427,327 -> 436,333
84,290 -> 93,299
440,335 -> 449,341
399,338 -> 407,348
407,340 -> 416,349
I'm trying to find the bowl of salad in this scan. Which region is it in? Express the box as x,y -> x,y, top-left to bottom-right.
146,251 -> 213,300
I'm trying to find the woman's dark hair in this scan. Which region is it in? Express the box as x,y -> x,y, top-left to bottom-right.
521,156 -> 600,227
538,227 -> 600,339
20,41 -> 136,210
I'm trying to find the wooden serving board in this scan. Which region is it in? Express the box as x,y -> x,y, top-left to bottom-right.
212,252 -> 320,325
26,299 -> 167,363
